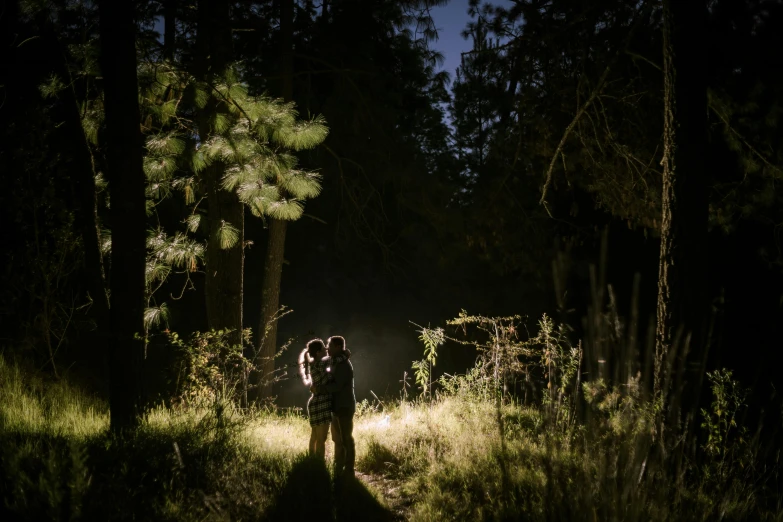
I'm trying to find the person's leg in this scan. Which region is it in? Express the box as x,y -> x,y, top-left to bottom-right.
331,414 -> 345,474
313,423 -> 329,459
336,414 -> 355,476
309,426 -> 317,455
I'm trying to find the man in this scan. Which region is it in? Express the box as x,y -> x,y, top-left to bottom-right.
311,335 -> 355,477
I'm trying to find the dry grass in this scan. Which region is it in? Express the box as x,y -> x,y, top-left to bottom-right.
1,352 -> 781,521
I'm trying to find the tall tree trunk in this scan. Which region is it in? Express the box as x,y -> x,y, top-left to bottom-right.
98,0 -> 147,432
655,0 -> 708,416
202,167 -> 245,346
196,0 -> 244,346
164,0 -> 176,61
37,10 -> 110,370
68,91 -> 110,363
256,0 -> 294,399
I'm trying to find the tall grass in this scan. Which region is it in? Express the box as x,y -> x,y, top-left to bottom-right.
0,352 -> 398,521
352,387 -> 782,521
0,354 -> 297,521
2,288 -> 782,522
0,355 -> 107,437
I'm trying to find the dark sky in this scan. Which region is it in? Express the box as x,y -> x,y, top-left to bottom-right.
151,1 -> 511,88
429,0 -> 514,85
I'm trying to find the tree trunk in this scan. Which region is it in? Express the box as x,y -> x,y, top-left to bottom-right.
164,0 -> 176,61
37,9 -> 110,369
257,218 -> 286,397
98,0 -> 147,432
256,0 -> 294,399
68,96 -> 110,364
196,0 -> 244,346
202,165 -> 245,346
655,0 -> 708,414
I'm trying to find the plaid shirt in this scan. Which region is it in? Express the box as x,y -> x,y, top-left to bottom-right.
307,357 -> 333,426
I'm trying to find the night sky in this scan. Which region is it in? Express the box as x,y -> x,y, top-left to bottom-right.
430,0 -> 514,83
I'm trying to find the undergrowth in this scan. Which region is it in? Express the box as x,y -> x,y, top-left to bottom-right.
2,302 -> 782,522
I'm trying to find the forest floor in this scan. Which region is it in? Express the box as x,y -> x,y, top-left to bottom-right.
355,470 -> 411,521
1,354 -> 782,521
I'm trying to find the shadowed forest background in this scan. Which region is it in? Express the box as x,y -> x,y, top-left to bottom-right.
1,0 -> 783,520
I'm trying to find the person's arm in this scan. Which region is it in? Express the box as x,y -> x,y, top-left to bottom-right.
312,361 -> 350,394
312,360 -> 330,386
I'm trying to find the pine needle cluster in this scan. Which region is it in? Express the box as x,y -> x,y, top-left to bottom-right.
132,62 -> 329,332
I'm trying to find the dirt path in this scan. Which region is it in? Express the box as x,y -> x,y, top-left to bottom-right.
355,471 -> 414,521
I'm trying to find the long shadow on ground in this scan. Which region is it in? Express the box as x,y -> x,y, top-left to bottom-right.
333,474 -> 397,522
263,455 -> 396,522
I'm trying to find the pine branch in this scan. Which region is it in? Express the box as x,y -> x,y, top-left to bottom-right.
539,0 -> 651,212
710,103 -> 783,177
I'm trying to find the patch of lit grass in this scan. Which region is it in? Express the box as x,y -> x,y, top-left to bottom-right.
245,410 -> 312,457
0,354 -> 108,437
2,351 -> 781,521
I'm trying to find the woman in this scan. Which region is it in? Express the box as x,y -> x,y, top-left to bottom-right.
298,338 -> 332,458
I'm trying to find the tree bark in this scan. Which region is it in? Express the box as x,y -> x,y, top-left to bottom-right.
68,97 -> 110,356
98,0 -> 147,432
655,0 -> 708,413
36,9 -> 110,366
256,0 -> 294,399
202,165 -> 245,346
196,0 -> 244,346
164,0 -> 176,61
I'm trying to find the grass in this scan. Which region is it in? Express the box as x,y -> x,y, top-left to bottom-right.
1,350 -> 782,521
0,353 -> 393,521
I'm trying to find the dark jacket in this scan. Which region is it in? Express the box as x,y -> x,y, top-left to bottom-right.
324,355 -> 356,415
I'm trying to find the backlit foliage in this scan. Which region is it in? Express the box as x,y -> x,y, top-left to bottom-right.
168,328 -> 255,408
132,63 -> 329,334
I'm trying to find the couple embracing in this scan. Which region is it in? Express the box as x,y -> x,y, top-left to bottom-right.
298,335 -> 356,477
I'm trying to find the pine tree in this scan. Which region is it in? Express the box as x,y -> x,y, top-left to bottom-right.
451,9 -> 500,192
194,0 -> 245,345
135,51 -> 327,380
98,0 -> 147,431
257,0 -> 295,400
654,0 -> 709,414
